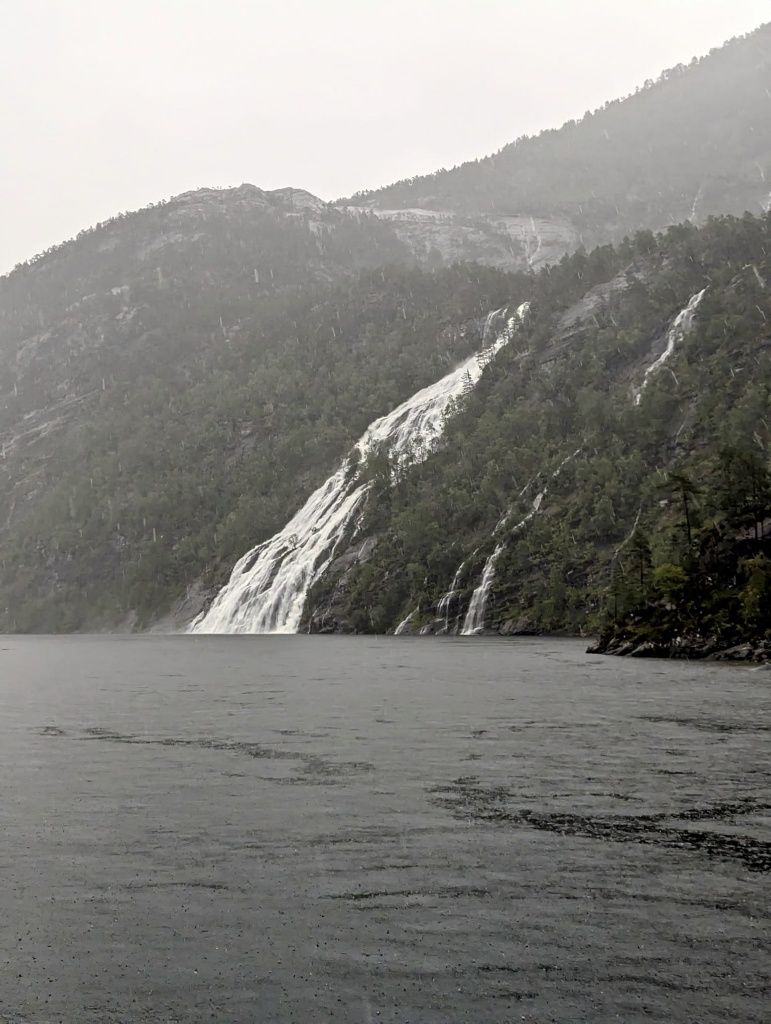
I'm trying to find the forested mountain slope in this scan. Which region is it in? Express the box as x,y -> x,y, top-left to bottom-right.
343,24 -> 771,270
0,183 -> 518,630
305,213 -> 771,643
3,27 -> 771,637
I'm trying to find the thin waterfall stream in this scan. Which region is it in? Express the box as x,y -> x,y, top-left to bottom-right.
459,450 -> 580,636
633,288 -> 706,405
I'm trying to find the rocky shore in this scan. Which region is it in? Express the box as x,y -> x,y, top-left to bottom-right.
588,631 -> 771,664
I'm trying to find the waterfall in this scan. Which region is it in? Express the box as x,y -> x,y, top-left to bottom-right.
688,185 -> 704,224
459,449 -> 580,636
394,606 -> 419,636
192,304 -> 526,634
460,494 -> 543,636
460,544 -> 505,636
435,556 -> 475,635
495,490 -> 545,539
634,289 -> 706,405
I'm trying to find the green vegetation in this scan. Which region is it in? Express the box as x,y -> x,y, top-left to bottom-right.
0,193 -> 516,631
2,18 -> 771,642
596,451 -> 771,657
307,213 -> 771,647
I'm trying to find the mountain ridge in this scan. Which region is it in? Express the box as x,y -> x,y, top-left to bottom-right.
337,22 -> 771,271
2,24 -> 771,635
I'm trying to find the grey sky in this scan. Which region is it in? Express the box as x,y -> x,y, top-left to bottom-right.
1,0 -> 768,274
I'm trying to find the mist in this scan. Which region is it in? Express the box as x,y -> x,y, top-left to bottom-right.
1,0 -> 769,273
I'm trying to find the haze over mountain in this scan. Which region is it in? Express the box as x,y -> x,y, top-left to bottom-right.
343,24 -> 771,270
3,0 -> 771,275
1,22 -> 770,649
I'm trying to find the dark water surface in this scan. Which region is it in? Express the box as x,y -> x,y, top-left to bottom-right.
1,635 -> 769,1023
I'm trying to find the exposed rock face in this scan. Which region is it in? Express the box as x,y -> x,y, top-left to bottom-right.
4,25 -> 771,636
588,633 -> 771,663
342,205 -> 579,272
346,25 -> 771,256
147,580 -> 216,634
556,267 -> 638,336
305,537 -> 381,634
498,616 -> 542,637
164,184 -> 329,219
336,24 -> 771,292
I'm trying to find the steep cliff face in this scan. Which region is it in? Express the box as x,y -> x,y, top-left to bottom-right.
342,24 -> 771,270
339,206 -> 579,273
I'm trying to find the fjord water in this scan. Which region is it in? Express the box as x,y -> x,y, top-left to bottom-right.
1,636 -> 769,1023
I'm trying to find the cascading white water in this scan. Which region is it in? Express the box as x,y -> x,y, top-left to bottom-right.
633,289 -> 706,405
688,185 -> 704,224
460,493 -> 543,636
435,559 -> 468,634
394,606 -> 419,636
192,304 -> 528,634
459,448 -> 580,636
460,544 -> 504,636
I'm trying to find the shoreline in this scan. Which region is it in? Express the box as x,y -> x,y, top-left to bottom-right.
587,633 -> 771,664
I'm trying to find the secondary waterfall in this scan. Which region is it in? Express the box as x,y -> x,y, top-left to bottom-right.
394,606 -> 420,636
435,558 -> 469,634
192,304 -> 528,634
460,544 -> 505,636
459,449 -> 580,636
460,493 -> 543,636
634,289 -> 706,405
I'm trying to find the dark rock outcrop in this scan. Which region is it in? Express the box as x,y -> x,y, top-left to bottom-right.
588,632 -> 771,663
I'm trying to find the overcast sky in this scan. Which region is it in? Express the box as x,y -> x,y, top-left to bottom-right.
1,0 -> 768,274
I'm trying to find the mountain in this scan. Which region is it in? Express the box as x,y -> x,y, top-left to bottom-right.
304,213 -> 771,642
341,23 -> 771,271
2,26 -> 771,638
0,184 -> 521,630
0,183 -> 410,454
